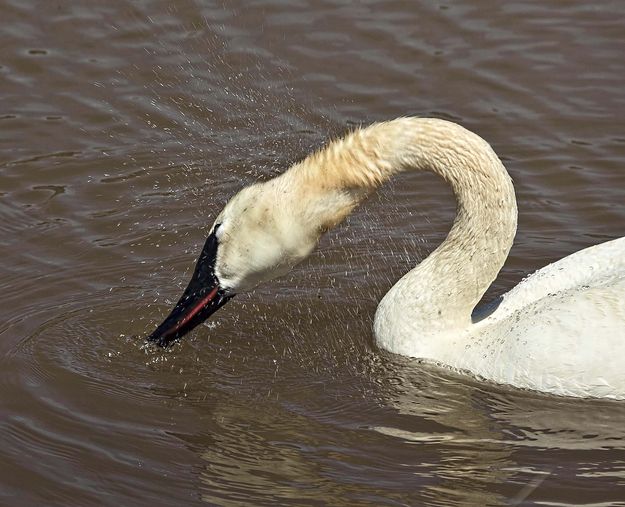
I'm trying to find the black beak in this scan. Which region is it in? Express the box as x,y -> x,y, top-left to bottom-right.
147,228 -> 233,347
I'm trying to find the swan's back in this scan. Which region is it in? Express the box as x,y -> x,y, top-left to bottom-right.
471,237 -> 625,398
493,236 -> 625,319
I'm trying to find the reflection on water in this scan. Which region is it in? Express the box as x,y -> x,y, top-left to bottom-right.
1,0 -> 625,505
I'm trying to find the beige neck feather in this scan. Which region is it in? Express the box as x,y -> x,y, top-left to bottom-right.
284,117 -> 517,332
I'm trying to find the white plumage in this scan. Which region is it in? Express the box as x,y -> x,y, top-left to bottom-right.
185,118 -> 625,398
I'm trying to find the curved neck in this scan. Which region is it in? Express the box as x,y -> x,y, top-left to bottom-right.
286,117 -> 517,330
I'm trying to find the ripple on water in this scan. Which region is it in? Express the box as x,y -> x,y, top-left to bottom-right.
1,290 -> 222,504
5,284 -> 625,506
2,0 -> 625,504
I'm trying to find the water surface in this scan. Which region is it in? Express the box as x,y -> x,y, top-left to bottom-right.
1,1 -> 625,505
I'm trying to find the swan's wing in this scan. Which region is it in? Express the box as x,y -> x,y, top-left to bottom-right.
495,236 -> 625,319
468,237 -> 625,398
475,276 -> 625,398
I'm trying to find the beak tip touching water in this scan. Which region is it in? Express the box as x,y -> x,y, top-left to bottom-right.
146,330 -> 173,348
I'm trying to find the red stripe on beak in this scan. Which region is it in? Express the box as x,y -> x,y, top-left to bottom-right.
169,286 -> 219,335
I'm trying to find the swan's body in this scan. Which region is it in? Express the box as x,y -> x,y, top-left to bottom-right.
377,236 -> 625,398
148,118 -> 625,399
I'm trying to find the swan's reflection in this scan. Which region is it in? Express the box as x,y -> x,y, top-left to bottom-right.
175,350 -> 625,506
375,357 -> 625,505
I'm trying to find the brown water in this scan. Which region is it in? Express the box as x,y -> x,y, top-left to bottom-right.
1,1 -> 625,505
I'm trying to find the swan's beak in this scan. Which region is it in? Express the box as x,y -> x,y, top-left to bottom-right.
147,230 -> 233,347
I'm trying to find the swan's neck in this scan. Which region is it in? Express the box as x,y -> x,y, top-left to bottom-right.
284,118 -> 517,343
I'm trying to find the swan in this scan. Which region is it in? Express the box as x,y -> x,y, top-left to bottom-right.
147,117 -> 625,399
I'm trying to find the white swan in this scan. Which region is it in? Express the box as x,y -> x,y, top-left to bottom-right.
147,117 -> 625,399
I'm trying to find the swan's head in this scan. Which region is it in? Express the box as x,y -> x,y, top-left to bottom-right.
147,180 -> 321,347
